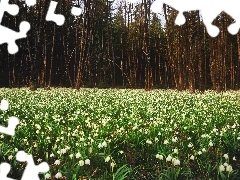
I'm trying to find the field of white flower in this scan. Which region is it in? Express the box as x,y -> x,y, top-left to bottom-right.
0,88 -> 240,180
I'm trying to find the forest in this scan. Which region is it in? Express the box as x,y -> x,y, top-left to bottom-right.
0,0 -> 240,93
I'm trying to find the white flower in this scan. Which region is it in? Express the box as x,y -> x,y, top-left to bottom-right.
79,160 -> 84,166
50,153 -> 54,158
163,140 -> 169,144
172,137 -> 177,143
188,143 -> 193,148
55,172 -> 62,179
61,148 -> 66,154
102,141 -> 107,147
76,153 -> 82,159
85,159 -> 90,165
219,165 -> 225,172
173,159 -> 180,166
155,137 -> 159,142
202,148 -> 206,152
69,154 -> 73,159
14,148 -> 18,152
198,151 -> 202,155
119,150 -> 124,154
54,160 -> 60,165
98,143 -> 103,148
45,173 -> 51,179
146,140 -> 152,144
158,132 -> 161,136
37,158 -> 42,163
8,155 -> 13,160
156,154 -> 163,160
173,148 -> 178,154
223,154 -> 229,160
0,135 -> 4,138
105,156 -> 111,162
190,155 -> 194,160
166,155 -> 172,162
111,162 -> 116,168
209,142 -> 213,147
226,165 -> 233,172
223,162 -> 228,167
233,156 -> 236,161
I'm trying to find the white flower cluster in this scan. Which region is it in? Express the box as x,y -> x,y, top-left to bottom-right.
0,100 -> 50,180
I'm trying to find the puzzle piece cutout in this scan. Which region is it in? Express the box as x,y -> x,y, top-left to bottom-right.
0,99 -> 9,111
0,0 -> 31,54
0,21 -> 30,54
46,1 -> 65,26
71,7 -> 82,16
16,151 -> 50,180
25,0 -> 36,7
0,163 -> 16,180
0,116 -> 19,136
150,0 -> 240,37
0,0 -> 19,24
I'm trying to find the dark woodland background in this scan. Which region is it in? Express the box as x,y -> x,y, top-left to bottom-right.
0,0 -> 240,92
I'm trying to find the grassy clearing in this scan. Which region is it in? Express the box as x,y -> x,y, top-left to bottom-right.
0,88 -> 240,179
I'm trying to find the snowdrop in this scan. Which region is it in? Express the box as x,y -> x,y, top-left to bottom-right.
102,141 -> 107,147
226,165 -> 233,172
188,143 -> 193,148
209,142 -> 213,147
166,155 -> 172,162
54,160 -> 60,165
69,154 -> 73,159
45,173 -> 51,179
173,148 -> 178,154
190,155 -> 194,160
105,156 -> 111,162
79,160 -> 84,166
173,158 -> 180,166
85,159 -> 90,165
146,140 -> 152,144
55,172 -> 62,179
163,140 -> 169,144
8,155 -> 13,160
223,154 -> 229,160
156,154 -> 163,160
50,153 -> 54,158
219,165 -> 225,172
76,152 -> 82,159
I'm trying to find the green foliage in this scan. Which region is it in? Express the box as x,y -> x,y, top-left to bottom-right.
0,88 -> 240,179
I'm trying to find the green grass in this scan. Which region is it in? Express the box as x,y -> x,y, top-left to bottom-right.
0,88 -> 240,179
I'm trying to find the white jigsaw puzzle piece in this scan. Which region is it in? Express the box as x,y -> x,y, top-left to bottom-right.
71,6 -> 82,16
16,151 -> 50,180
150,0 -> 240,37
0,116 -> 19,136
0,162 -> 16,180
0,99 -> 9,111
25,0 -> 36,7
0,21 -> 30,54
0,0 -> 19,24
46,1 -> 65,26
0,0 -> 31,54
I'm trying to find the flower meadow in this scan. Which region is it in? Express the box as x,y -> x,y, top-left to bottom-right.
0,88 -> 240,180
